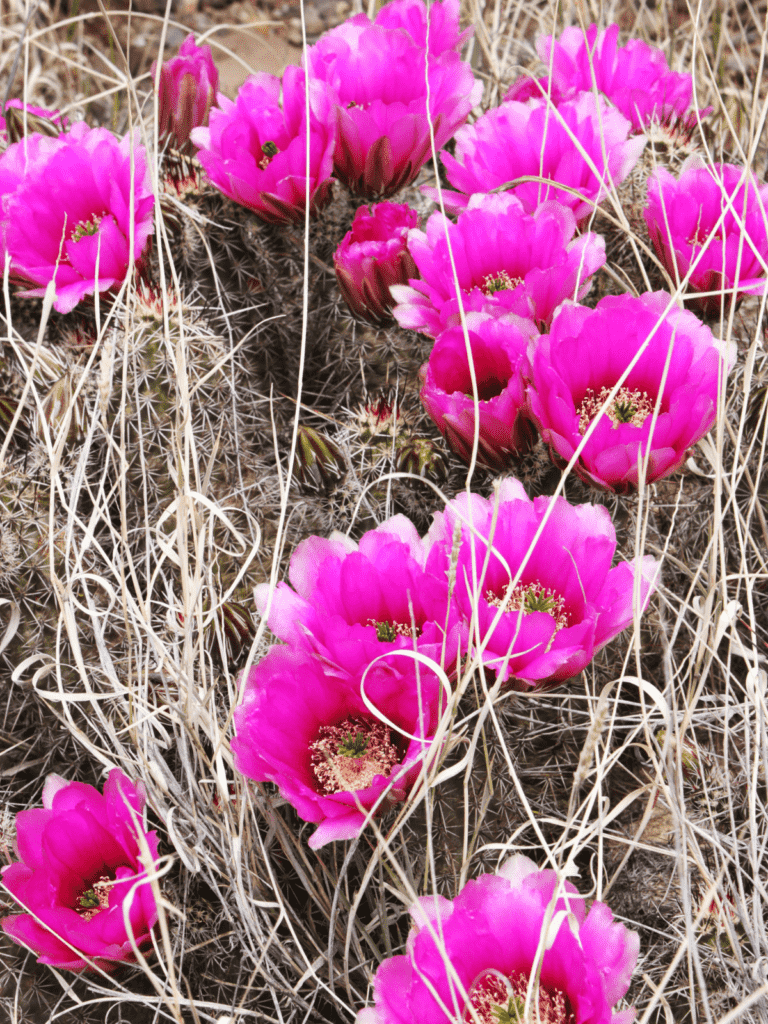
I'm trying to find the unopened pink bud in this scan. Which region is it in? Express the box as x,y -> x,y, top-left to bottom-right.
334,202 -> 418,325
153,34 -> 218,150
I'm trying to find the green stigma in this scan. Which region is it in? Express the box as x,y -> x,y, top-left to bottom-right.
373,620 -> 398,642
612,398 -> 639,424
78,889 -> 100,909
523,590 -> 558,615
337,732 -> 369,758
482,270 -> 520,295
71,215 -> 102,243
261,141 -> 279,158
491,996 -> 526,1024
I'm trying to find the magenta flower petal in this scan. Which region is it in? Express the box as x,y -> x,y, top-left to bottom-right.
334,201 -> 419,323
393,192 -> 604,335
232,646 -> 443,849
192,65 -> 336,223
1,770 -> 159,972
307,17 -> 481,199
580,900 -> 641,1008
645,162 -> 768,316
524,22 -> 704,135
0,124 -> 153,314
374,0 -> 472,53
527,291 -> 736,492
355,855 -> 638,1023
425,482 -> 659,687
256,515 -> 463,674
151,34 -> 219,150
437,92 -> 644,223
419,312 -> 539,471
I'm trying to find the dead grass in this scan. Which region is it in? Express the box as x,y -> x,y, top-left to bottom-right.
1,0 -> 767,1020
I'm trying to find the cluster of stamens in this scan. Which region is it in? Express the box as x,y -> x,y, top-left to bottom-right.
70,214 -> 104,243
259,140 -> 279,169
465,970 -> 570,1024
76,875 -> 113,921
577,386 -> 653,434
685,207 -> 722,248
366,618 -> 421,642
485,582 -> 569,631
310,717 -> 399,794
481,270 -> 523,295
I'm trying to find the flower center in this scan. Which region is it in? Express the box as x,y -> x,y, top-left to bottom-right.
465,969 -> 571,1024
75,875 -> 113,922
485,582 -> 569,630
482,270 -> 523,295
310,716 -> 400,794
366,618 -> 421,642
258,140 -> 279,169
577,386 -> 653,434
70,214 -> 103,243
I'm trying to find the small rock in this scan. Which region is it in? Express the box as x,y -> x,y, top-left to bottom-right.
304,3 -> 324,35
163,26 -> 187,50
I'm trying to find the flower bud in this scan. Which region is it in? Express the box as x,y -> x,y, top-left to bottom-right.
354,390 -> 402,441
293,426 -> 346,494
153,35 -> 218,151
395,435 -> 448,483
0,394 -> 26,442
334,202 -> 419,325
215,601 -> 256,665
2,102 -> 67,144
33,371 -> 86,446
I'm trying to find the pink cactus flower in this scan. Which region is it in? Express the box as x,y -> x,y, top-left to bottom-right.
0,123 -> 154,314
645,162 -> 768,317
419,312 -> 538,471
334,201 -> 419,324
152,34 -> 218,151
356,854 -> 639,1024
1,770 -> 159,972
232,645 -> 444,849
255,514 -> 463,675
518,23 -> 701,135
191,66 -> 336,223
0,100 -> 68,143
391,192 -> 605,335
306,17 -> 481,199
527,292 -> 736,493
424,478 -> 659,687
435,93 -> 644,221
374,0 -> 472,54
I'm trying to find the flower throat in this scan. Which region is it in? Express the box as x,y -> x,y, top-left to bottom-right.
465,969 -> 572,1024
75,875 -> 112,922
578,386 -> 653,433
310,716 -> 399,794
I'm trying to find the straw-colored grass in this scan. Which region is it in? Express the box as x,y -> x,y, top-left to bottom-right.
1,0 -> 767,1020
